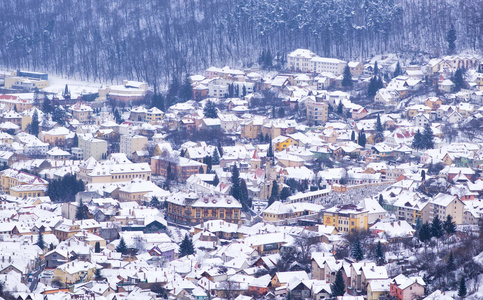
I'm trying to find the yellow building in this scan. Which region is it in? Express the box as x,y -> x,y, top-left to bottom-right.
52,222 -> 81,241
272,136 -> 290,152
53,261 -> 96,284
40,127 -> 70,146
244,232 -> 288,255
0,169 -> 48,194
85,162 -> 151,184
263,201 -> 293,222
9,184 -> 47,198
367,279 -> 390,300
166,193 -> 242,225
4,77 -> 49,89
146,107 -> 164,123
322,204 -> 368,234
240,118 -> 264,139
69,103 -> 93,123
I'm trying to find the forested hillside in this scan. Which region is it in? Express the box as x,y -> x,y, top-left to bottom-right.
1,0 -> 481,87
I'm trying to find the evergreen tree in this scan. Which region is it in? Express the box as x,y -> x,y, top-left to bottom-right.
375,114 -> 384,142
217,141 -> 223,157
375,241 -> 385,265
280,187 -> 291,200
72,133 -> 79,148
422,123 -> 434,149
419,223 -> 432,243
269,180 -> 279,206
240,179 -> 251,211
267,140 -> 274,161
443,215 -> 456,234
95,241 -> 101,253
199,166 -> 204,174
203,100 -> 218,118
367,76 -> 382,98
264,134 -> 270,143
452,68 -> 465,92
374,61 -> 379,75
331,269 -> 345,297
447,251 -> 455,271
166,78 -> 180,105
212,174 -> 219,187
337,101 -> 343,114
393,61 -> 402,77
431,215 -> 444,238
278,107 -> 285,118
421,170 -> 426,181
150,196 -> 160,208
42,95 -> 53,114
351,238 -> 364,261
458,277 -> 467,297
36,229 -> 45,250
228,83 -> 234,98
116,237 -> 128,254
342,66 -> 353,89
179,234 -> 195,257
49,243 -> 54,251
179,75 -> 193,101
203,156 -> 212,172
446,24 -> 457,55
114,109 -> 123,124
412,130 -> 423,149
52,106 -> 68,125
358,129 -> 366,148
75,200 -> 88,220
231,164 -> 241,201
272,106 -> 276,118
212,150 -> 220,165
242,85 -> 247,97
351,131 -> 355,141
378,194 -> 384,206
31,110 -> 39,136
95,269 -> 103,281
151,93 -> 165,111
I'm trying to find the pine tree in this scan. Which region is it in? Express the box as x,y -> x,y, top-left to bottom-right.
217,141 -> 223,157
443,215 -> 456,235
278,107 -> 285,118
331,269 -> 345,297
203,100 -> 218,118
412,130 -> 423,150
269,180 -> 279,206
419,223 -> 432,243
458,277 -> 467,297
375,241 -> 384,265
337,101 -> 343,114
378,194 -> 384,206
242,85 -> 247,97
31,110 -> 39,136
447,251 -> 455,271
280,187 -> 291,200
179,234 -> 195,257
42,95 -> 53,114
446,24 -> 457,55
240,179 -> 251,211
179,75 -> 193,101
422,123 -> 434,149
203,156 -> 212,172
267,140 -> 274,161
431,215 -> 444,238
95,269 -> 103,281
421,170 -> 426,181
358,129 -> 366,148
95,241 -> 101,253
116,237 -> 128,255
75,200 -> 88,220
351,238 -> 364,261
374,61 -> 379,75
212,150 -> 220,165
375,114 -> 384,142
212,174 -> 219,187
351,131 -> 355,141
36,229 -> 45,250
393,61 -> 402,77
231,164 -> 241,201
342,66 -> 353,89
72,133 -> 79,148
150,196 -> 160,208
452,68 -> 465,92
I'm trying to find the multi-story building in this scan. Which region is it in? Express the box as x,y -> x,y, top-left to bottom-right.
120,135 -> 148,159
85,162 -> 151,184
166,192 -> 242,225
288,49 -> 317,72
146,107 -> 164,123
311,56 -> 347,76
306,99 -> 328,125
151,155 -> 207,182
69,103 -> 93,123
322,204 -> 368,233
78,137 -> 108,161
40,127 -> 71,146
0,169 -> 48,195
430,193 -> 465,224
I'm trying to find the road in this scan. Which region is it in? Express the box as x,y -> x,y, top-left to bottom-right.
28,264 -> 44,292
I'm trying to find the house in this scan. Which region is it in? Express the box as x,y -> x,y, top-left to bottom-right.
271,271 -> 309,288
53,260 -> 96,284
248,274 -> 271,295
361,265 -> 388,293
44,249 -> 69,269
367,279 -> 391,300
151,155 -> 206,183
430,193 -> 465,225
323,204 -> 368,234
390,274 -> 425,300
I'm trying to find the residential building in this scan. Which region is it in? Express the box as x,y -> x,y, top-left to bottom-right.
120,135 -> 148,159
85,162 -> 151,184
322,204 -> 368,233
53,260 -> 96,284
288,49 -> 317,72
430,193 -> 465,225
307,100 -> 329,125
0,168 -> 48,195
166,193 -> 242,225
311,56 -> 347,76
151,155 -> 207,182
69,103 -> 93,123
390,274 -> 425,300
78,137 -> 108,161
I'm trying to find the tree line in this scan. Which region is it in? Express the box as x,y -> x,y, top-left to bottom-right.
0,0 -> 481,89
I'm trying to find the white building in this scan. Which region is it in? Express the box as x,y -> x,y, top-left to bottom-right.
120,135 -> 148,159
78,137 -> 108,161
288,49 -> 317,72
310,56 -> 347,76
